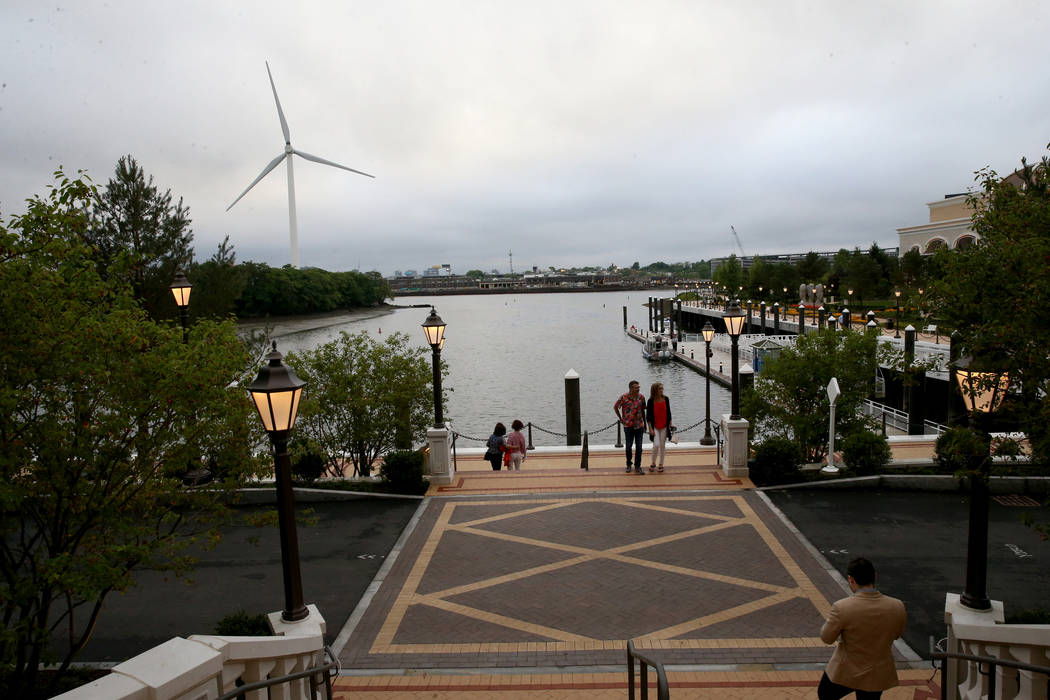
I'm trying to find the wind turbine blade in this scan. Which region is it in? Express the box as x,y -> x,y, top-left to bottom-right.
292,148 -> 375,178
226,152 -> 287,211
265,61 -> 291,144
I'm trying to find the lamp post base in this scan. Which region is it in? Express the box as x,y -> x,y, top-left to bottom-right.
719,415 -> 750,478
268,603 -> 326,637
426,426 -> 454,485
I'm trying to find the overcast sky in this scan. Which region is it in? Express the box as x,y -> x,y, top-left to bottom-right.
2,1 -> 1048,276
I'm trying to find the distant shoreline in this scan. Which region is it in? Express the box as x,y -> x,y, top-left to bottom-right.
237,304 -> 398,338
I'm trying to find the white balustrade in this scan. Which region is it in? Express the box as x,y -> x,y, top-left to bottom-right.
944,594 -> 1050,700
53,608 -> 329,700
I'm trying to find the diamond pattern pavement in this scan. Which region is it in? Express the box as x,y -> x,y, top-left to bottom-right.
338,491 -> 874,670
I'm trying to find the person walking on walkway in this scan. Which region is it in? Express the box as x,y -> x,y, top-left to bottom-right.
819,557 -> 907,700
645,382 -> 674,473
505,419 -> 527,470
613,380 -> 646,474
485,423 -> 507,471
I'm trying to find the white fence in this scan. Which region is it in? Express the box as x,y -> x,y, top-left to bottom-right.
55,611 -> 330,700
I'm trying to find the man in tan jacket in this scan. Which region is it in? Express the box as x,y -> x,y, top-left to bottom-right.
819,557 -> 907,699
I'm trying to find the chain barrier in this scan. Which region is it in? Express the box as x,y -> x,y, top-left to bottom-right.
530,419 -> 620,438
451,430 -> 488,443
456,417 -> 713,446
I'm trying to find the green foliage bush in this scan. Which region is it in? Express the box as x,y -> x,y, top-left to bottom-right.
380,449 -> 427,494
749,437 -> 803,486
290,440 -> 327,482
841,431 -> 892,476
214,610 -> 272,636
935,427 -> 990,475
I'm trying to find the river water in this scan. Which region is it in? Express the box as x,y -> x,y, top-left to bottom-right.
272,290 -> 731,447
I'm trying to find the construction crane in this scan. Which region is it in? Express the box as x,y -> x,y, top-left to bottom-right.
730,225 -> 748,258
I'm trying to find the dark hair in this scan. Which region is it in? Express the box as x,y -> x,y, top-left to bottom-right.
493,422 -> 506,436
629,380 -> 640,389
511,419 -> 524,431
847,557 -> 876,586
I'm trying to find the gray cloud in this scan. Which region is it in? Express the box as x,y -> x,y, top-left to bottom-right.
1,1 -> 1048,275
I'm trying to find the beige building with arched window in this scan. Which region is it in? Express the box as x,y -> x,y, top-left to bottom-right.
896,193 -> 977,254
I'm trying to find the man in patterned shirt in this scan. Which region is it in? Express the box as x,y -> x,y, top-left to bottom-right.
613,380 -> 646,474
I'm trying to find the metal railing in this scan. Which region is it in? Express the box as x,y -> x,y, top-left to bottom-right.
627,639 -> 670,700
217,644 -> 338,700
930,636 -> 1050,700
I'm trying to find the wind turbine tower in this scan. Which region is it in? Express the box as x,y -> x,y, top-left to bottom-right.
227,61 -> 374,268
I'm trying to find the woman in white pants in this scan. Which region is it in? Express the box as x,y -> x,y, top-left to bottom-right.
645,383 -> 674,473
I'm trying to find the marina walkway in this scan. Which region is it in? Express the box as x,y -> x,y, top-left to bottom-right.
331,444 -> 939,698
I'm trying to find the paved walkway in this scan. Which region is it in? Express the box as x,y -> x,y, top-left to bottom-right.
332,446 -> 940,697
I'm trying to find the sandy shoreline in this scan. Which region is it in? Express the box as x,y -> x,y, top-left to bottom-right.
237,303 -> 407,338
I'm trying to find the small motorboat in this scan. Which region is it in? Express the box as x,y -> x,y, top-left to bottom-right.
642,335 -> 672,362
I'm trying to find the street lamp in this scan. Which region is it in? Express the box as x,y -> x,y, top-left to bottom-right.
894,290 -> 902,338
248,342 -> 309,622
954,355 -> 1009,611
725,301 -> 746,420
170,271 -> 192,344
422,307 -> 447,428
700,321 -> 716,445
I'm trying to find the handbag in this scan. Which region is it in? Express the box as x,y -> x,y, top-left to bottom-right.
669,427 -> 679,444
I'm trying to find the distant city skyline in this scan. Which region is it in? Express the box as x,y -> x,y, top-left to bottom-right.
2,2 -> 1048,276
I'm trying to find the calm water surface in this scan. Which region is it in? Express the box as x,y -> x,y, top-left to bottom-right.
273,291 -> 731,447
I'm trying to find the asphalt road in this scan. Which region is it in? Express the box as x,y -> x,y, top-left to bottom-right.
75,497 -> 422,662
765,488 -> 1050,658
71,488 -> 1048,665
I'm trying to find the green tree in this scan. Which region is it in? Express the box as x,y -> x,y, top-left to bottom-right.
742,329 -> 884,462
845,249 -> 881,307
0,170 -> 261,696
289,331 -> 436,476
187,235 -> 247,319
713,254 -> 743,294
465,269 -> 485,278
797,251 -> 830,282
930,148 -> 1050,464
87,155 -> 194,319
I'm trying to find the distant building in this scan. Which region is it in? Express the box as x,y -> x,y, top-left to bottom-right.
896,194 -> 975,254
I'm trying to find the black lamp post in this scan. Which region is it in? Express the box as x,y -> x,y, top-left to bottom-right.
894,290 -> 902,338
170,271 -> 192,344
725,301 -> 746,420
701,321 -> 716,445
955,355 -> 1009,611
248,342 -> 309,622
422,307 -> 447,428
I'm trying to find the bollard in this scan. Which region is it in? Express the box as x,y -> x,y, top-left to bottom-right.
564,369 -> 581,446
904,325 -> 924,435
690,350 -> 694,359
580,431 -> 589,470
527,422 -> 535,451
451,431 -> 458,472
615,421 -> 623,448
773,303 -> 781,333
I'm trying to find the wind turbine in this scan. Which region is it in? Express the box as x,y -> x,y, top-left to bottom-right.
227,61 -> 374,268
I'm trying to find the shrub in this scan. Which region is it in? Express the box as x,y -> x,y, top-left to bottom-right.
749,437 -> 803,486
380,449 -> 427,494
214,610 -> 271,636
290,440 -> 327,482
841,431 -> 892,476
935,427 -> 990,476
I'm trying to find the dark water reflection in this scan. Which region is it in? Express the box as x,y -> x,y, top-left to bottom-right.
272,291 -> 731,447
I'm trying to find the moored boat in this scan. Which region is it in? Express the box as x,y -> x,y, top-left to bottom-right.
642,335 -> 672,361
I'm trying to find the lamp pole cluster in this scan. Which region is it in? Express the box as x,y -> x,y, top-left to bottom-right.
248,342 -> 309,622
700,321 -> 715,445
170,271 -> 192,344
724,300 -> 745,420
422,307 -> 447,428
954,355 -> 1010,611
